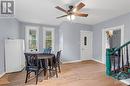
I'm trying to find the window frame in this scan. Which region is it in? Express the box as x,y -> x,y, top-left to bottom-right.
25,26 -> 39,52
43,27 -> 55,51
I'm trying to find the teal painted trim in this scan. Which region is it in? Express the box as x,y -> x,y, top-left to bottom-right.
106,48 -> 112,76
112,41 -> 130,54
128,69 -> 130,73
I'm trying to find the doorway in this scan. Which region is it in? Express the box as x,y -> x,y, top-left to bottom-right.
80,30 -> 93,61
102,25 -> 124,64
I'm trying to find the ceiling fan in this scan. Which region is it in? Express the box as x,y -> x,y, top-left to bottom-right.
55,2 -> 88,20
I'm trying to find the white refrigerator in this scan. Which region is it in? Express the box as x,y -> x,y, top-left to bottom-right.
5,39 -> 25,73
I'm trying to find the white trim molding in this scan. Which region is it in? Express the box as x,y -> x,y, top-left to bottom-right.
102,25 -> 124,64
25,26 -> 39,52
91,58 -> 104,64
43,27 -> 55,51
62,58 -> 104,64
0,72 -> 5,78
120,79 -> 130,85
62,60 -> 82,64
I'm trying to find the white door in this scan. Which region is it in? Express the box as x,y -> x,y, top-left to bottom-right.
80,31 -> 93,60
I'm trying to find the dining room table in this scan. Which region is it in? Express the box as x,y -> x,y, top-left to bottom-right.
24,52 -> 56,79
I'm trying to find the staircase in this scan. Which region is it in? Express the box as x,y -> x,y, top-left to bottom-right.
106,41 -> 130,80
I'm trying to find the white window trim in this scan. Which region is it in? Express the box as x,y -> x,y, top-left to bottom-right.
43,27 -> 55,51
25,26 -> 39,52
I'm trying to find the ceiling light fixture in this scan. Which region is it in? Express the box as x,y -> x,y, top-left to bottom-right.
73,8 -> 77,12
67,15 -> 75,21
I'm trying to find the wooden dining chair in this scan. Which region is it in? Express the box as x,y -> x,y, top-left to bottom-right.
24,53 -> 40,84
55,51 -> 62,73
43,48 -> 52,54
45,54 -> 58,78
38,54 -> 58,78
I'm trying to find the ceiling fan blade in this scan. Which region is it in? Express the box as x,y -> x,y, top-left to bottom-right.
55,6 -> 67,13
76,2 -> 85,11
74,12 -> 88,17
56,15 -> 68,19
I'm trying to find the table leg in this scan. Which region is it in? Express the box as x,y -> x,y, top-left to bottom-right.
49,58 -> 53,78
40,60 -> 43,68
44,59 -> 48,79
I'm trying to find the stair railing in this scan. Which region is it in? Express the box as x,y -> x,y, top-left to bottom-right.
106,41 -> 130,77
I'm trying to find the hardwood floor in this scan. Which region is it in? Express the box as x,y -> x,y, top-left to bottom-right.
0,60 -> 127,86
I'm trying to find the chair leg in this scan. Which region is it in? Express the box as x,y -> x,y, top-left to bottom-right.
49,66 -> 52,77
44,69 -> 47,76
25,71 -> 29,83
58,63 -> 61,73
36,71 -> 38,84
49,58 -> 53,77
55,65 -> 58,78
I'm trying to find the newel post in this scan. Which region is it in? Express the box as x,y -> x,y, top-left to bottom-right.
106,48 -> 112,76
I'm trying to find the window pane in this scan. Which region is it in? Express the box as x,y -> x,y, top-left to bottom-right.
45,31 -> 52,48
84,36 -> 87,45
29,30 -> 37,50
46,31 -> 52,40
45,40 -> 52,48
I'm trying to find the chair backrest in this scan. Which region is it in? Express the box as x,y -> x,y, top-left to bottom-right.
24,53 -> 38,67
56,50 -> 61,62
43,48 -> 52,54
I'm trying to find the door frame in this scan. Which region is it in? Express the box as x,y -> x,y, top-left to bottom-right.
80,30 -> 93,61
102,25 -> 124,64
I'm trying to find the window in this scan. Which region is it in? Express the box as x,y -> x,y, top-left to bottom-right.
25,26 -> 39,52
43,27 -> 54,50
45,31 -> 52,48
84,36 -> 87,45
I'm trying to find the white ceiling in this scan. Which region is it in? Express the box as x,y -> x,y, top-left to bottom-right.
15,0 -> 130,25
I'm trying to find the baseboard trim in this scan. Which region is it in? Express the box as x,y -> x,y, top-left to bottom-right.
62,58 -> 104,64
0,72 -> 5,78
120,79 -> 130,85
91,58 -> 104,64
62,60 -> 82,64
